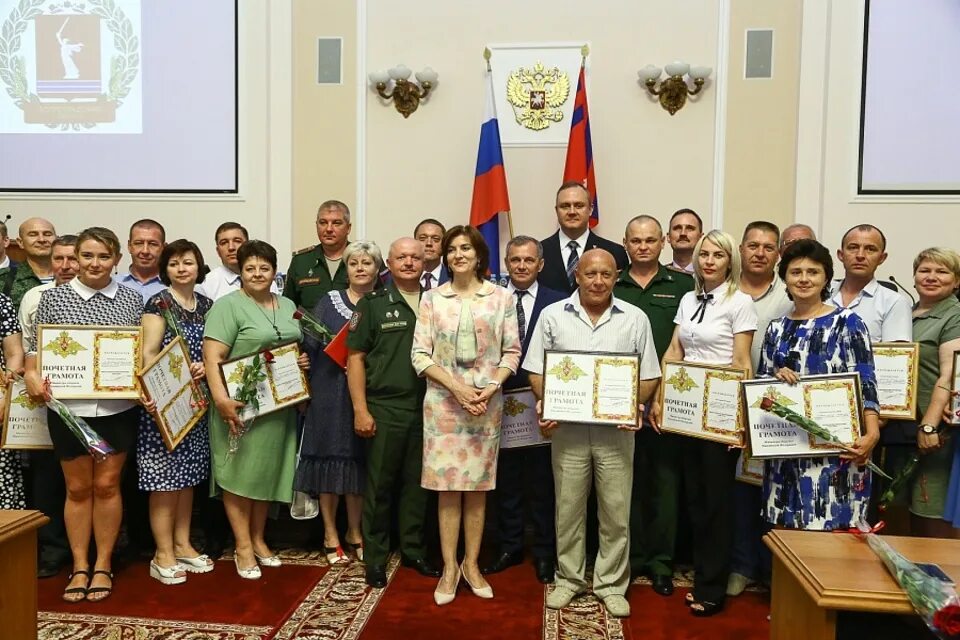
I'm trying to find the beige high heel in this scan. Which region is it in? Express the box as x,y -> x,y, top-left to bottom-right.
461,563 -> 493,599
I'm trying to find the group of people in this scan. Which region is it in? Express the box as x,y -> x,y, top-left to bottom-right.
1,183 -> 959,620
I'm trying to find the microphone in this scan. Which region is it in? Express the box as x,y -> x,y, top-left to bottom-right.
888,275 -> 916,305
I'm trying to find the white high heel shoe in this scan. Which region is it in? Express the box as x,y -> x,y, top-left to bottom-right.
461,563 -> 493,599
150,560 -> 187,585
176,554 -> 214,574
234,555 -> 262,580
255,552 -> 282,568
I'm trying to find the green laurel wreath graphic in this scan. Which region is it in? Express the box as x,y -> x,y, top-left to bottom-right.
0,0 -> 139,130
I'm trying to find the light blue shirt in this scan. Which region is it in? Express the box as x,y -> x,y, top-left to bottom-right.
829,278 -> 912,343
114,271 -> 165,303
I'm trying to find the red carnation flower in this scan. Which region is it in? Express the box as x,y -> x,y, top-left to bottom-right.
293,309 -> 304,320
934,605 -> 960,636
760,396 -> 774,411
262,350 -> 275,364
156,298 -> 169,310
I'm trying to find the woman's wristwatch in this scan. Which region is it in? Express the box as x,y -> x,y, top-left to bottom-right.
486,380 -> 501,389
920,423 -> 942,435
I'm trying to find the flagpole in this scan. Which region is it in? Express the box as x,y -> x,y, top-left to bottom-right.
484,47 -> 515,240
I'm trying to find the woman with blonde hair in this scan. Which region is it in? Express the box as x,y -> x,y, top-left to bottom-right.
651,229 -> 757,616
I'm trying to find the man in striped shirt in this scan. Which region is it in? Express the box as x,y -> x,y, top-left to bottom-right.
523,249 -> 661,618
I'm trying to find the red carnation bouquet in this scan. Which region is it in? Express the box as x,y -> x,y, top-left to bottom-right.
854,521 -> 960,638
293,307 -> 348,368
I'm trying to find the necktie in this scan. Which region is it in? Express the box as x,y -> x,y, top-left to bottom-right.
515,289 -> 527,343
422,273 -> 433,291
691,292 -> 714,324
565,241 -> 580,288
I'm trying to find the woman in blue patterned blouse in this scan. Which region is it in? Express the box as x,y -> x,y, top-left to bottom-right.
757,239 -> 880,530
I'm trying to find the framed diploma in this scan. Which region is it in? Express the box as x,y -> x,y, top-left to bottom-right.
37,325 -> 143,399
499,388 -> 548,449
950,350 -> 960,425
220,342 -> 310,422
658,361 -> 747,446
872,342 -> 919,419
735,448 -> 764,486
138,337 -> 208,452
0,379 -> 52,450
742,373 -> 864,459
541,350 -> 639,426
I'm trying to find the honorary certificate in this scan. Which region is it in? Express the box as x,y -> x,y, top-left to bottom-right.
541,351 -> 640,426
37,325 -> 142,399
499,388 -> 547,449
220,342 -> 310,422
742,373 -> 863,458
0,379 -> 51,450
735,448 -> 764,486
872,342 -> 919,419
950,351 -> 960,425
138,337 -> 207,452
658,361 -> 747,446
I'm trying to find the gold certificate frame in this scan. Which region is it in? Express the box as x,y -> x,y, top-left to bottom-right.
37,324 -> 143,399
499,387 -> 548,449
742,372 -> 864,459
735,448 -> 764,487
658,361 -> 747,447
138,337 -> 207,452
949,350 -> 960,425
0,379 -> 52,450
219,341 -> 310,422
541,350 -> 640,426
872,342 -> 919,419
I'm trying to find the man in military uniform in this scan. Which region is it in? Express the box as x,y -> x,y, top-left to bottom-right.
614,214 -> 694,596
282,200 -> 351,309
2,217 -> 56,309
346,237 -> 440,588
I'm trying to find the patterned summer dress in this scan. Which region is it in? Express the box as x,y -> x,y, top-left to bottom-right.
137,291 -> 213,491
0,294 -> 23,509
758,307 -> 879,530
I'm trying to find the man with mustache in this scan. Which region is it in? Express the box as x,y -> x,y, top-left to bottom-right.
727,221 -> 793,597
525,249 -> 661,618
613,215 -> 693,597
196,222 -> 278,301
347,237 -> 440,588
538,182 -> 628,294
283,200 -> 351,309
115,219 -> 166,303
666,208 -> 703,274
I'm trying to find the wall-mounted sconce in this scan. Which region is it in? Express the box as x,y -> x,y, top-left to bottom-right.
637,61 -> 712,115
368,65 -> 438,118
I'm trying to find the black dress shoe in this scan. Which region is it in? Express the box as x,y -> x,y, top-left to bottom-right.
534,557 -> 555,584
652,574 -> 675,596
400,556 -> 441,578
37,558 -> 64,579
481,551 -> 523,575
365,564 -> 387,588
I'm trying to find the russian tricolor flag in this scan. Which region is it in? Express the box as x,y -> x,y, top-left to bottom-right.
563,63 -> 599,228
469,69 -> 511,277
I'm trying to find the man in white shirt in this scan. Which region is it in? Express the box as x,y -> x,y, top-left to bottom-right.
413,218 -> 448,290
667,208 -> 703,273
525,249 -> 661,618
19,235 -> 79,353
115,219 -> 166,303
829,224 -> 912,343
728,221 -> 793,597
195,222 -> 278,301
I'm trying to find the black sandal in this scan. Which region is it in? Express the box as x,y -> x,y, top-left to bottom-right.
62,570 -> 90,603
86,570 -> 114,602
690,600 -> 724,617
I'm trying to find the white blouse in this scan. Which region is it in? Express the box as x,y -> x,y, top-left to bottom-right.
673,286 -> 758,366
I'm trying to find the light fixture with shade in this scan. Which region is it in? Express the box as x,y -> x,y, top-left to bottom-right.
638,60 -> 712,115
368,65 -> 438,118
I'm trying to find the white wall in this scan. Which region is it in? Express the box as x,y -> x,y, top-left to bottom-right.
0,0 -> 293,270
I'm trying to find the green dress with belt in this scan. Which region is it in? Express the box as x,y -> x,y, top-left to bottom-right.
204,290 -> 303,502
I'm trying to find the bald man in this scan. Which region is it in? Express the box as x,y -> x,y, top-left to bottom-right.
524,249 -> 661,618
1,217 -> 56,309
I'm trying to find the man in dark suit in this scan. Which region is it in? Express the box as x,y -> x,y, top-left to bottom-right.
414,218 -> 449,290
483,235 -> 566,583
539,182 -> 628,294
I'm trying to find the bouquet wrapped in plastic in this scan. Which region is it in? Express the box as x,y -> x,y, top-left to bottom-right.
854,521 -> 960,638
227,350 -> 270,454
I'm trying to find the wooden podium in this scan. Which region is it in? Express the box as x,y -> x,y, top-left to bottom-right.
0,510 -> 50,640
765,528 -> 960,640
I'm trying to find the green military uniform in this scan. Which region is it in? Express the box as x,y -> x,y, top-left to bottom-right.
346,283 -> 428,568
614,264 -> 694,579
0,262 -> 43,310
282,244 -> 349,310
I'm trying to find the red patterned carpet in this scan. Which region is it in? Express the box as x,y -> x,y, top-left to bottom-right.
36,553 -> 771,639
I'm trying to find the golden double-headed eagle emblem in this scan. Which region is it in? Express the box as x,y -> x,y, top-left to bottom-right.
506,61 -> 570,131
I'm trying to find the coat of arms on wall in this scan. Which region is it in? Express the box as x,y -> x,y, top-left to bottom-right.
506,61 -> 569,131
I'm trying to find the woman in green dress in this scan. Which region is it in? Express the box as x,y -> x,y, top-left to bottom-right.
202,240 -> 306,580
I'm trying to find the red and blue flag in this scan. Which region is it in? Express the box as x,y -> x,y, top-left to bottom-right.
563,63 -> 599,228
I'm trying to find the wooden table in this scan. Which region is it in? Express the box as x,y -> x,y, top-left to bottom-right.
764,529 -> 960,640
0,510 -> 50,640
